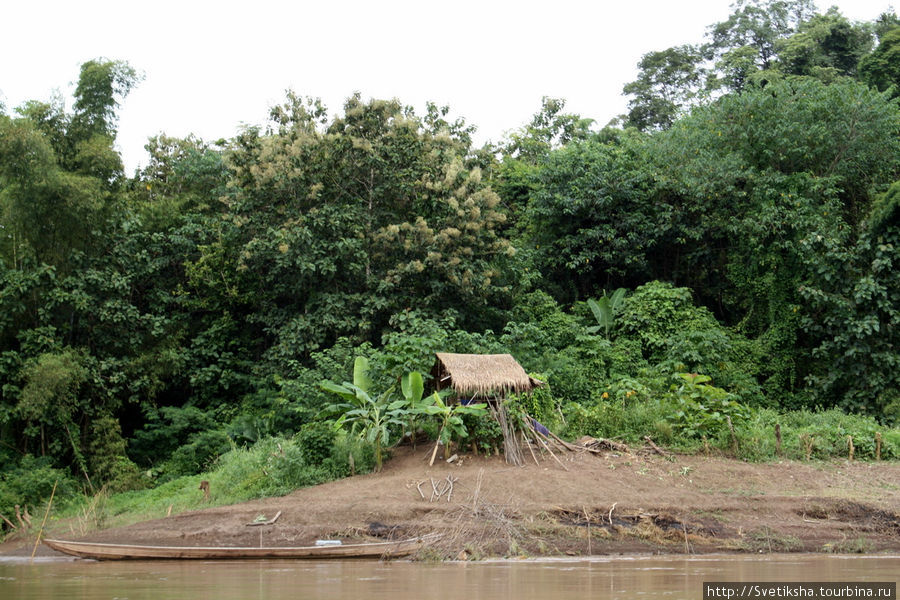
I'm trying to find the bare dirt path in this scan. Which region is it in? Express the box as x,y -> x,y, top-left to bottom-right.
4,447 -> 899,558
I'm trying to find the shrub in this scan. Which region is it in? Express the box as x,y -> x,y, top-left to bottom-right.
618,281 -> 719,360
295,421 -> 335,465
160,429 -> 233,481
0,456 -> 78,535
669,373 -> 750,441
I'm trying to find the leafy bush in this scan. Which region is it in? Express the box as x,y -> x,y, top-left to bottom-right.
669,373 -> 750,440
325,433 -> 376,477
295,421 -> 335,465
460,411 -> 503,454
0,456 -> 78,534
159,429 -> 233,481
129,405 -> 219,467
563,391 -> 674,445
89,415 -> 148,493
537,335 -> 648,406
510,376 -> 560,431
618,281 -> 720,360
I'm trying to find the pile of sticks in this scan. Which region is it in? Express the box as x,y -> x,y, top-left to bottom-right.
518,415 -> 635,470
416,475 -> 459,502
490,402 -> 525,466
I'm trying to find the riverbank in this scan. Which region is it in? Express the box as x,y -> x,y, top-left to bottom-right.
3,447 -> 899,559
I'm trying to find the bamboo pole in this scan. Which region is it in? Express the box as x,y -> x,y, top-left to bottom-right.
31,479 -> 58,563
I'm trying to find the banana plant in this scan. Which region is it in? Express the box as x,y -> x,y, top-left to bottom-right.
587,287 -> 627,338
400,371 -> 427,449
320,357 -> 405,472
422,393 -> 487,466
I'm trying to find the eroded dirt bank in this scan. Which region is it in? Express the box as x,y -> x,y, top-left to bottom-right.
4,447 -> 900,559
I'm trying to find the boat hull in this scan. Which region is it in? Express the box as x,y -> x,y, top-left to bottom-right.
43,535 -> 437,560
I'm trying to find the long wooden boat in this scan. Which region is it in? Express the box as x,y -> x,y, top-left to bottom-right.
43,534 -> 439,561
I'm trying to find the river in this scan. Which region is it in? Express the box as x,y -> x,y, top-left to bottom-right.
1,554 -> 897,600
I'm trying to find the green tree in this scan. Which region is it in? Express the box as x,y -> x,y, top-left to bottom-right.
798,181 -> 900,420
859,27 -> 900,96
503,97 -> 593,161
707,0 -> 817,76
525,132 -> 680,299
622,45 -> 706,130
777,8 -> 874,80
200,93 -> 514,370
69,59 -> 141,142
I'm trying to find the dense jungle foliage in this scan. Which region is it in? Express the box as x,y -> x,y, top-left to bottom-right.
1,0 -> 900,531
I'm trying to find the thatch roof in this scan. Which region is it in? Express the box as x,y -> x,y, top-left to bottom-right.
433,353 -> 542,398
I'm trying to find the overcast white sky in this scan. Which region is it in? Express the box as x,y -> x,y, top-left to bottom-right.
1,0 -> 894,173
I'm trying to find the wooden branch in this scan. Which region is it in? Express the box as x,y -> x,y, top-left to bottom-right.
525,433 -> 541,466
472,468 -> 484,511
246,510 -> 282,526
547,431 -> 582,452
15,505 -> 27,530
445,476 -> 457,503
583,506 -> 591,555
0,513 -> 16,530
431,478 -> 443,502
534,430 -> 569,471
643,436 -> 672,458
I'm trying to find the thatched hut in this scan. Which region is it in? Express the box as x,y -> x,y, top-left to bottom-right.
433,353 -> 542,399
432,353 -> 542,465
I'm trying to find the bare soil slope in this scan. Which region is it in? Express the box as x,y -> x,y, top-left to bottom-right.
7,447 -> 900,558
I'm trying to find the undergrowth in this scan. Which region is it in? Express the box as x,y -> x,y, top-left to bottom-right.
48,432 -> 373,534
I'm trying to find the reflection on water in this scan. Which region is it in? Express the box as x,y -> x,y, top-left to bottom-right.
0,554 -> 897,600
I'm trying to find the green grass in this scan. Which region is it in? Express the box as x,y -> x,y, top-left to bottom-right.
51,434 -> 374,534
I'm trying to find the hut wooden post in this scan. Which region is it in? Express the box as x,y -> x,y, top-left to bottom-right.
433,353 -> 542,467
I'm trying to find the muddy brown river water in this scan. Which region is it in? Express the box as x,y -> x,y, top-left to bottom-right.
0,554 -> 897,600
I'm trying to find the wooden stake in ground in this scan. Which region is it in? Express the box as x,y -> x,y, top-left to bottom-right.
31,479 -> 58,563
775,424 -> 782,457
583,506 -> 591,555
681,519 -> 691,554
875,432 -> 882,461
472,468 -> 484,512
847,435 -> 854,461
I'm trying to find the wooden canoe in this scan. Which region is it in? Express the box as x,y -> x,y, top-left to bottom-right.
43,534 -> 439,561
